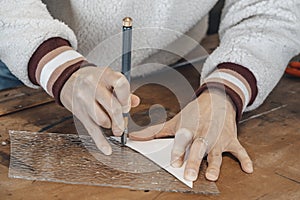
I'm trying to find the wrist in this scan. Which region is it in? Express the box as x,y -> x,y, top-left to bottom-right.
200,88 -> 237,114
28,37 -> 95,106
195,62 -> 258,121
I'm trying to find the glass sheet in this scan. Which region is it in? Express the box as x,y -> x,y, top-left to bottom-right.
9,131 -> 219,194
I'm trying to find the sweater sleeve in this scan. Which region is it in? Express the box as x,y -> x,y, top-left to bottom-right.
198,0 -> 300,118
27,37 -> 94,105
0,0 -> 78,88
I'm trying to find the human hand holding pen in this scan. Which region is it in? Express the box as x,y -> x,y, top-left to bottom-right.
58,17 -> 134,154
60,66 -> 140,155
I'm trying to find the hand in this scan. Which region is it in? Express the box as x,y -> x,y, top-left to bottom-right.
60,66 -> 140,155
129,89 -> 253,181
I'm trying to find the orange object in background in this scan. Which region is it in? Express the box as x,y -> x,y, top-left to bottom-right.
286,61 -> 300,77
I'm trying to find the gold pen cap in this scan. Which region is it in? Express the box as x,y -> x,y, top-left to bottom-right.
123,17 -> 132,27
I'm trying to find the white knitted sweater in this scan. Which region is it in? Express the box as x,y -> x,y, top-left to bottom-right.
1,0 -> 300,111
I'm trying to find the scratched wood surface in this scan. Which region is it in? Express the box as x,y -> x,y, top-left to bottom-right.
0,87 -> 53,117
0,34 -> 300,199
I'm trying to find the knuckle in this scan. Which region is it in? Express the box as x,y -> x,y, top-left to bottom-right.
187,159 -> 199,168
193,138 -> 207,147
188,152 -> 202,163
209,150 -> 222,158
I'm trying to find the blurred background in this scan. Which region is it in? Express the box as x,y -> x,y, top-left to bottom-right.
207,0 -> 224,35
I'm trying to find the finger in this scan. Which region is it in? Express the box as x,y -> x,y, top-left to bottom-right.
184,137 -> 207,181
129,117 -> 177,141
87,101 -> 111,129
227,140 -> 253,174
113,76 -> 131,113
78,114 -> 112,155
96,88 -> 124,136
103,69 -> 131,113
171,128 -> 193,168
131,94 -> 140,108
109,94 -> 125,136
205,149 -> 222,181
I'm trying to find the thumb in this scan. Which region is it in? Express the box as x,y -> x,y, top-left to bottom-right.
131,94 -> 140,108
129,116 -> 178,141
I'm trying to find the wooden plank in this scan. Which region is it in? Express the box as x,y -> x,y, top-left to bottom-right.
0,86 -> 53,116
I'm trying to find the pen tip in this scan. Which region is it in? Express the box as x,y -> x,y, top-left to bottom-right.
123,17 -> 132,27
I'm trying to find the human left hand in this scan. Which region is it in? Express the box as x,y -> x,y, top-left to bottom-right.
129,89 -> 253,181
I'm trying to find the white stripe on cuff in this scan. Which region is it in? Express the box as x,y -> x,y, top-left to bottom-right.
206,71 -> 250,111
40,50 -> 83,93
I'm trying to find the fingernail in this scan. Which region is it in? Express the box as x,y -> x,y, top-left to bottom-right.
113,130 -> 123,137
185,169 -> 197,181
246,163 -> 253,173
206,169 -> 218,181
171,159 -> 182,168
102,146 -> 112,155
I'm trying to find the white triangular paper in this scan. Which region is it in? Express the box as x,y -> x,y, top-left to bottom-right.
111,137 -> 193,188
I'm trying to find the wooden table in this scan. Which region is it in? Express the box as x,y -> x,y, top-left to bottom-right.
0,35 -> 299,200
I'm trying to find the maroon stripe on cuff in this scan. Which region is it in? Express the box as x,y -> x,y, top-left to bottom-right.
28,37 -> 71,85
195,82 -> 243,121
52,61 -> 96,106
217,62 -> 258,105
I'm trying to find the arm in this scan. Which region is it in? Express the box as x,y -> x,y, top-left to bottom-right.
201,0 -> 300,115
0,0 -> 140,155
130,0 -> 300,181
0,0 -> 77,88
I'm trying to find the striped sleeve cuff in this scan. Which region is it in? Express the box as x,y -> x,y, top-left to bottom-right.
28,37 -> 95,105
195,62 -> 258,120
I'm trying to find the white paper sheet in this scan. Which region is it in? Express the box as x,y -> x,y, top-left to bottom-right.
111,137 -> 193,188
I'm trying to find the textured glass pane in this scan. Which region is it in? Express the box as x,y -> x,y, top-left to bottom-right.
9,131 -> 219,194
